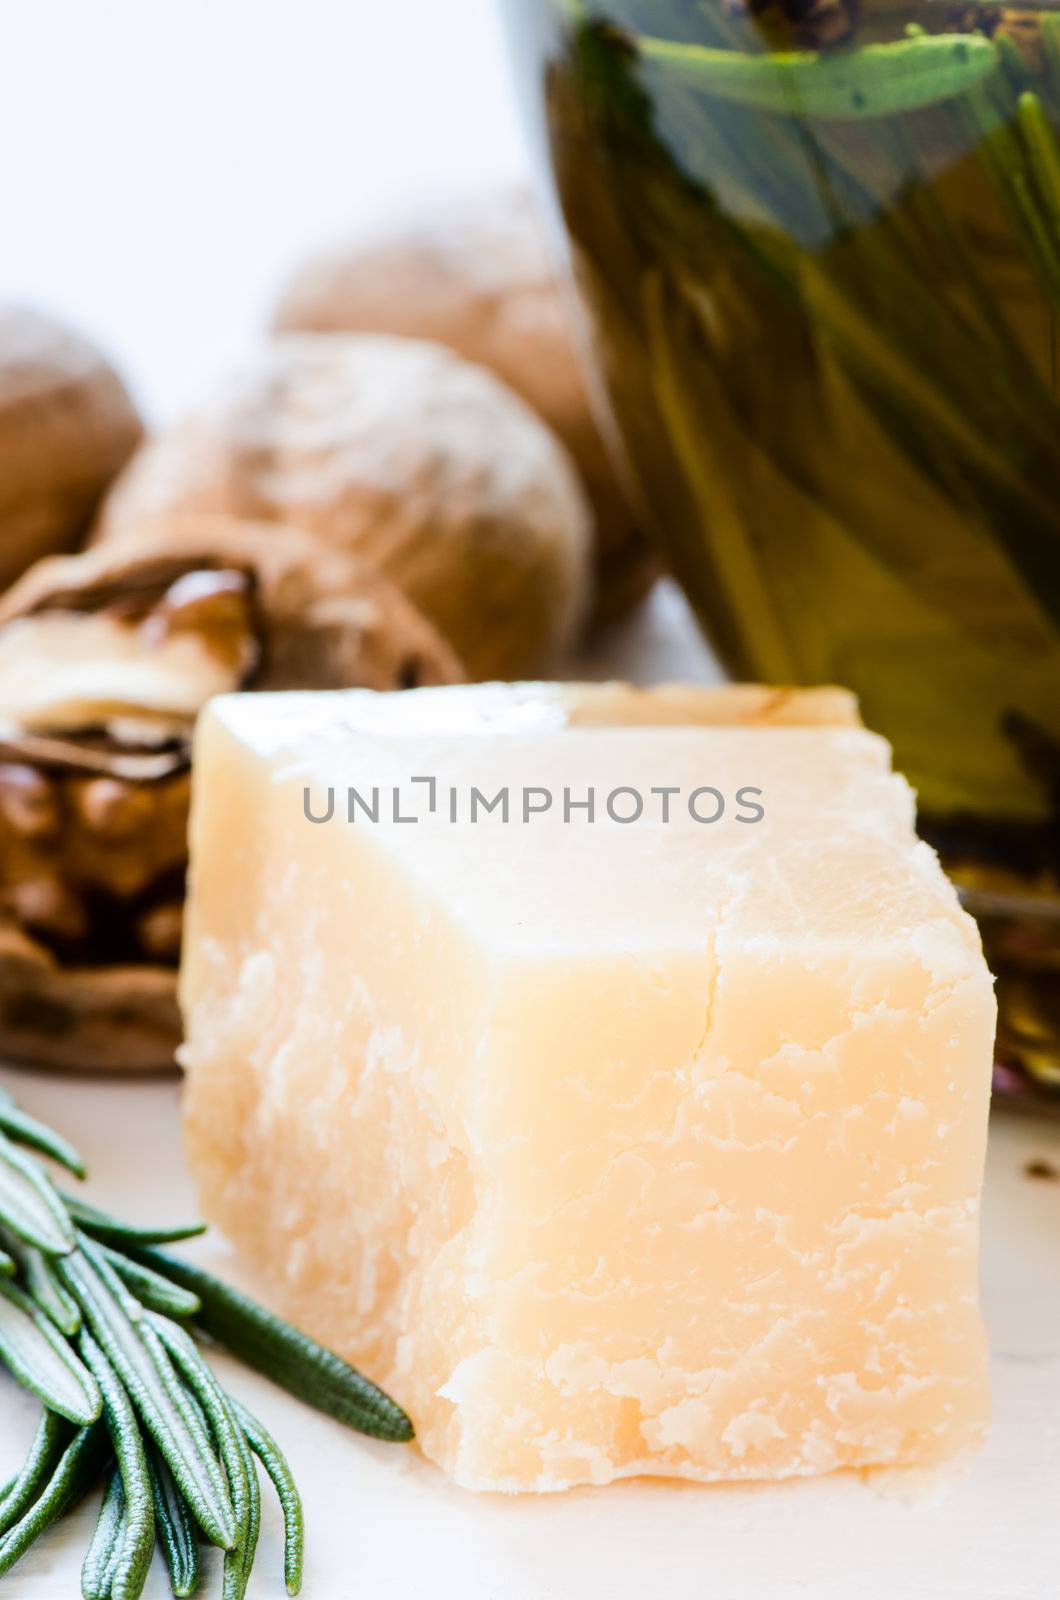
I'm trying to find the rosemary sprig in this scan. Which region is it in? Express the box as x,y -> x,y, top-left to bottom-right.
0,1091 -> 413,1597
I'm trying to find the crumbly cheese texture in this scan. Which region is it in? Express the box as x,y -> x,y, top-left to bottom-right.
179,682 -> 995,1492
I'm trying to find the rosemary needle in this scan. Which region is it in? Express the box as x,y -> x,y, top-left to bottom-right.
0,1090 -> 413,1594
232,1397 -> 305,1596
0,1409 -> 69,1537
0,1423 -> 105,1577
0,1277 -> 101,1425
62,1193 -> 207,1248
3,1236 -> 81,1335
80,1465 -> 127,1600
228,1425 -> 261,1600
97,1242 -> 202,1320
147,1444 -> 200,1599
0,1090 -> 85,1180
0,1130 -> 75,1255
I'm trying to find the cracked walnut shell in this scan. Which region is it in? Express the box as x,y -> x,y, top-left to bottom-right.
0,518 -> 463,1070
95,334 -> 593,680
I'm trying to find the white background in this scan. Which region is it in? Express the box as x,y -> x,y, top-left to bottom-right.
0,0 -> 528,421
1,5 -> 1059,1597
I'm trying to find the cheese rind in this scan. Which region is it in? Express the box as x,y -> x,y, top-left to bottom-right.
179,682 -> 995,1492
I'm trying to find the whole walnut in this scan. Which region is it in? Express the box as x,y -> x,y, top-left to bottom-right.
0,306 -> 143,590
96,335 -> 592,680
272,191 -> 656,620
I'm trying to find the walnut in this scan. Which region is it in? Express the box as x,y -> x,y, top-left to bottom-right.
0,924 -> 180,1074
272,191 -> 656,621
0,517 -> 462,1070
0,306 -> 142,590
4,516 -> 463,701
94,334 -> 593,680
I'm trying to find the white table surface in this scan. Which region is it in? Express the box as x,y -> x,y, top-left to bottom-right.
2,583 -> 1060,1600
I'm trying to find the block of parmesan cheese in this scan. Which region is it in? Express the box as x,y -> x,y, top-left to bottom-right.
179,682 -> 995,1492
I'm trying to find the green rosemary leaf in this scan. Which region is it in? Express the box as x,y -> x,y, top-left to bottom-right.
98,1244 -> 202,1320
226,1423 -> 260,1600
0,1277 -> 102,1425
232,1397 -> 304,1597
57,1243 -> 238,1552
0,1090 -> 86,1179
0,1129 -> 76,1255
0,1090 -> 415,1588
144,1314 -> 253,1598
79,1329 -> 157,1600
80,1466 -> 126,1600
1018,91 -> 1060,235
0,1408 -> 70,1538
0,1422 -> 105,1577
146,1316 -> 246,1485
132,1245 -> 414,1442
958,79 -> 1060,310
147,1445 -> 200,1599
4,1236 -> 82,1335
639,31 -> 998,118
138,1312 -> 240,1553
63,1194 -> 207,1248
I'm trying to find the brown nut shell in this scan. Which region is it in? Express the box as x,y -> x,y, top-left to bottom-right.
94,335 -> 591,679
3,514 -> 464,694
271,191 -> 656,621
0,517 -> 463,1072
0,923 -> 179,1072
0,306 -> 143,590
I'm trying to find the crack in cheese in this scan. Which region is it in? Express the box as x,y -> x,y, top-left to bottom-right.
179,682 -> 995,1492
